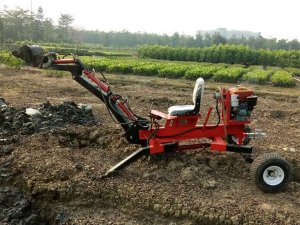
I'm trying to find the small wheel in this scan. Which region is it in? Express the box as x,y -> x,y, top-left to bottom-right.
251,153 -> 291,192
227,125 -> 251,145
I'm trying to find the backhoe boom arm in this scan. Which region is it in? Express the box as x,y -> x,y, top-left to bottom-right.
42,54 -> 149,145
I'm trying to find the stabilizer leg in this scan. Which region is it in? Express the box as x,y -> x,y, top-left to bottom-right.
100,147 -> 150,179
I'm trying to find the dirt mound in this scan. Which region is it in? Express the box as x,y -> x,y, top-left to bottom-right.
53,125 -> 126,149
0,98 -> 103,224
0,187 -> 47,225
0,99 -> 99,139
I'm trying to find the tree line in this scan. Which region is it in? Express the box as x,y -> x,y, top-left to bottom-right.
137,45 -> 300,68
0,6 -> 74,44
0,6 -> 300,51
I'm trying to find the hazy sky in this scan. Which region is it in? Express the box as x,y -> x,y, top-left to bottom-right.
1,0 -> 299,40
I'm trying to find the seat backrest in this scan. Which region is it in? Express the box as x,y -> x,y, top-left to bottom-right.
192,78 -> 204,105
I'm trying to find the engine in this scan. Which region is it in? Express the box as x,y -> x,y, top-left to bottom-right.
228,86 -> 257,121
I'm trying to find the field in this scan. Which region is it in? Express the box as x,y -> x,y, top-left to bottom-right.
0,66 -> 300,225
1,47 -> 299,87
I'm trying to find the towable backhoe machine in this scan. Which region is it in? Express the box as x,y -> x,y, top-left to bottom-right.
13,46 -> 291,192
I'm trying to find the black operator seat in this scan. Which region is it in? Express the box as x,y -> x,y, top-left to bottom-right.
168,78 -> 204,116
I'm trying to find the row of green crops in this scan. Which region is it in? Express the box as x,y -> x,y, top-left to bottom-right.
80,56 -> 296,87
243,70 -> 272,85
0,51 -> 24,69
137,44 -> 300,68
271,71 -> 296,87
0,51 -> 296,87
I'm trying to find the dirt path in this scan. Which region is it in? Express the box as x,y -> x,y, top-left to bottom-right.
0,67 -> 300,225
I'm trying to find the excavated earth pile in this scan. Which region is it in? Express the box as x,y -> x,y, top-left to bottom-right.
0,68 -> 300,224
0,98 -> 98,139
0,98 -> 99,224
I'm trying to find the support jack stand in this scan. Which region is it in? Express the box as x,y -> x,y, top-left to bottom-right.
99,147 -> 150,180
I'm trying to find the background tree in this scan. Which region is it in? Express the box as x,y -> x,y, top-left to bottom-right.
0,11 -> 3,45
203,33 -> 212,47
195,32 -> 204,47
212,33 -> 227,45
32,6 -> 44,41
171,32 -> 180,46
58,13 -> 74,41
277,39 -> 289,50
2,7 -> 31,42
43,18 -> 55,42
288,39 -> 300,50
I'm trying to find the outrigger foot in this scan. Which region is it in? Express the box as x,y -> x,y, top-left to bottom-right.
99,147 -> 150,180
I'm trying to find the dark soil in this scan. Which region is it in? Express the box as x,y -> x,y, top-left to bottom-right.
0,67 -> 300,225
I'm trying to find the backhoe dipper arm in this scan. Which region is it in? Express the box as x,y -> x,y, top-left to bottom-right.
41,54 -> 149,145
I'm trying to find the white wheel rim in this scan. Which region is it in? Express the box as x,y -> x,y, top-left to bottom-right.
263,166 -> 285,186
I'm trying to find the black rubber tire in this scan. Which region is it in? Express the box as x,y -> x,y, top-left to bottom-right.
251,153 -> 291,193
227,125 -> 251,145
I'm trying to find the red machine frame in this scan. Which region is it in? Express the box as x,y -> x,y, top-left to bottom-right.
42,55 -> 256,176
142,90 -> 250,155
11,46 -> 293,192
